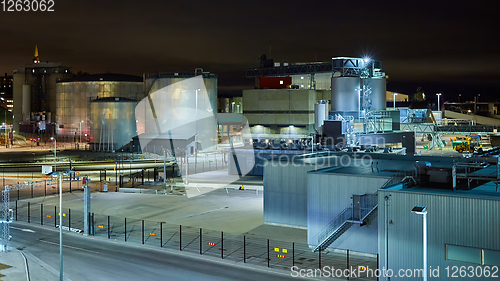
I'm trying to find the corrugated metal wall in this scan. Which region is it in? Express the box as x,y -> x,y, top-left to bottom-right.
378,190 -> 500,281
263,157 -> 338,227
307,173 -> 389,254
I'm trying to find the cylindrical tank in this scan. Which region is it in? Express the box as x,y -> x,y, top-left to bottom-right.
331,77 -> 360,112
22,84 -> 31,117
314,100 -> 329,134
146,73 -> 218,117
370,77 -> 387,110
90,97 -> 137,151
143,72 -> 218,152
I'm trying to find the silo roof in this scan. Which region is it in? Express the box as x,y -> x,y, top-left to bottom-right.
58,73 -> 143,83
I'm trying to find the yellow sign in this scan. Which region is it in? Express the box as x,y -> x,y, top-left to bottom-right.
58,213 -> 66,217
282,249 -> 287,253
98,225 -> 104,228
274,247 -> 279,252
149,233 -> 156,236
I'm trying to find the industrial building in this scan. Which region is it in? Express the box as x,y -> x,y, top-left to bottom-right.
12,46 -> 72,134
244,57 -> 388,137
378,159 -> 500,281
55,73 -> 143,141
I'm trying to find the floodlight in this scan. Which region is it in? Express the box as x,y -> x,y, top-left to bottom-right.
411,206 -> 427,214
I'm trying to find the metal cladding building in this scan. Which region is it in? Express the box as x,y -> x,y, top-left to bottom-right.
378,183 -> 500,281
56,73 -> 143,140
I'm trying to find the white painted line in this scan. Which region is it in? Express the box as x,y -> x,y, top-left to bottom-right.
38,239 -> 100,254
11,226 -> 36,233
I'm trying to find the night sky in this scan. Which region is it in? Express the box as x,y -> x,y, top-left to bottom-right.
1,0 -> 499,100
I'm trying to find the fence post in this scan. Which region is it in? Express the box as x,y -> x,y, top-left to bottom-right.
267,239 -> 270,267
124,218 -> 127,242
28,202 -> 30,223
377,254 -> 379,281
15,201 -> 17,221
54,206 -> 57,228
160,222 -> 163,248
108,216 -> 110,239
45,180 -> 46,196
319,248 -> 321,269
17,189 -> 19,200
40,204 -> 43,225
221,231 -> 224,259
243,235 -> 246,263
293,242 -> 295,267
31,184 -> 33,198
199,228 -> 202,255
347,249 -> 350,280
142,220 -> 145,244
179,225 -> 182,251
68,209 -> 71,231
92,213 -> 94,236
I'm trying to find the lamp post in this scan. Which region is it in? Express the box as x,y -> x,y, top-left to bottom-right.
356,87 -> 362,119
79,120 -> 83,144
411,206 -> 428,281
51,137 -> 56,172
393,93 -> 398,109
436,93 -> 442,112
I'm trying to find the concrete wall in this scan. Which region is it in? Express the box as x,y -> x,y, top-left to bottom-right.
242,89 -> 330,132
378,189 -> 500,281
307,172 -> 389,254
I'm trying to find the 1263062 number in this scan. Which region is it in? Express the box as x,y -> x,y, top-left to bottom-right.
446,266 -> 499,278
1,0 -> 54,12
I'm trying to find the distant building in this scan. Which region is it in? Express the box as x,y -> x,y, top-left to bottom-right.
0,73 -> 13,111
13,46 -> 72,134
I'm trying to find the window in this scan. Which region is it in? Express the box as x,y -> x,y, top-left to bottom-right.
446,245 -> 481,264
446,244 -> 500,265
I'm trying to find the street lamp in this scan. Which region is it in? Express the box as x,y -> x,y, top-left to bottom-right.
51,137 -> 56,172
411,206 -> 428,281
49,169 -> 75,281
393,93 -> 398,109
79,121 -> 84,144
436,93 -> 442,112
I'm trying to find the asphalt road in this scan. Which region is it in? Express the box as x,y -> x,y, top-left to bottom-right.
11,222 -> 316,281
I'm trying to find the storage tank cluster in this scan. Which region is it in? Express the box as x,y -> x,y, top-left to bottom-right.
330,58 -> 386,115
55,73 -> 144,147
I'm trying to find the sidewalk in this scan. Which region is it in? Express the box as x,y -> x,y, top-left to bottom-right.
0,250 -> 25,281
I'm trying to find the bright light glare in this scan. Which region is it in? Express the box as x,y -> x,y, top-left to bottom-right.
363,57 -> 371,63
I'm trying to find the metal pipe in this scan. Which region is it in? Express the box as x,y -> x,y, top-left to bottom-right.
59,174 -> 63,281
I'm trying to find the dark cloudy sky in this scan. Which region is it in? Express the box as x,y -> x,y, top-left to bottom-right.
1,0 -> 499,99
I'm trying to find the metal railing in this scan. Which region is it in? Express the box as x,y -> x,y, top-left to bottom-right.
313,208 -> 352,248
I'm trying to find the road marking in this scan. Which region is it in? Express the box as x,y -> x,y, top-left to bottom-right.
38,239 -> 100,254
11,226 -> 36,233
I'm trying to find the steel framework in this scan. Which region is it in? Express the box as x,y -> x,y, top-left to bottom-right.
1,179 -> 59,252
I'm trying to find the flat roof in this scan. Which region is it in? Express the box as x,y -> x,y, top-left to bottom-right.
382,182 -> 500,200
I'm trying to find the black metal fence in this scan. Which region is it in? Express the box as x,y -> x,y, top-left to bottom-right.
13,201 -> 378,280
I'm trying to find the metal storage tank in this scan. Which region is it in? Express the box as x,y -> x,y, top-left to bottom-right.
90,97 -> 137,151
370,77 -> 387,110
141,72 -> 218,152
56,74 -> 143,139
314,100 -> 328,134
331,77 -> 360,112
146,72 -> 217,117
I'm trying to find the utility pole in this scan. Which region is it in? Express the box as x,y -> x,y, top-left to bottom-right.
163,150 -> 166,184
